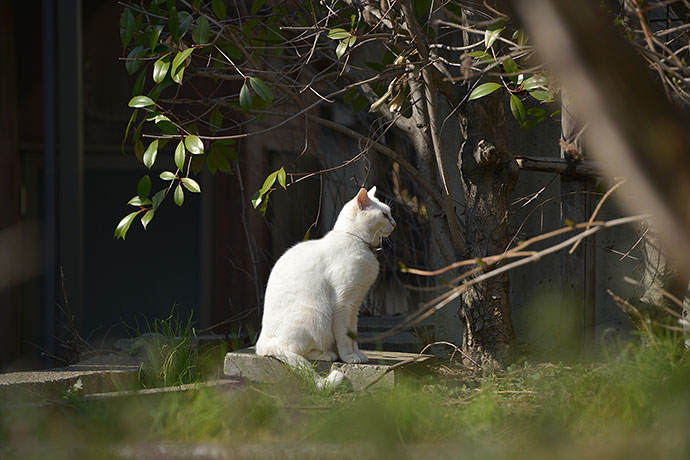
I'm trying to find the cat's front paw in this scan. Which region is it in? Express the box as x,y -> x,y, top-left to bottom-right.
341,352 -> 369,364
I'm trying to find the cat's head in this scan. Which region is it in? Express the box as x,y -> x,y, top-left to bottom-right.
336,186 -> 396,244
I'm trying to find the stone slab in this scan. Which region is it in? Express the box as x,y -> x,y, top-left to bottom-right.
224,348 -> 434,390
81,378 -> 241,402
0,354 -> 141,403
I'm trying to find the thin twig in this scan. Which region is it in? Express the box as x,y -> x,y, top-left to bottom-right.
569,179 -> 627,254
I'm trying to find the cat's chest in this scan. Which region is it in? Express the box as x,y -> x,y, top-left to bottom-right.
331,248 -> 378,284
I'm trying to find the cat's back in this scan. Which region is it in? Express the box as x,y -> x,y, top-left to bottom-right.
268,231 -> 374,282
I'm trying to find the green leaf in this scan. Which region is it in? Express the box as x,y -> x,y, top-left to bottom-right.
181,177 -> 201,193
249,77 -> 273,104
550,109 -> 562,118
212,149 -> 232,173
128,95 -> 155,108
529,89 -> 555,103
134,140 -> 145,162
251,0 -> 267,15
125,45 -> 145,75
120,9 -> 136,48
128,196 -> 152,206
132,70 -> 146,97
153,115 -> 177,134
251,190 -> 262,209
174,140 -> 186,170
260,170 -> 278,196
122,109 -> 139,151
467,51 -> 489,58
510,94 -> 526,123
152,189 -> 166,211
192,16 -> 210,45
168,3 -> 180,43
468,82 -> 502,101
191,154 -> 205,175
277,167 -> 286,189
160,171 -> 176,180
174,183 -> 184,206
239,82 -> 252,112
171,48 -> 195,85
258,192 -> 270,216
185,135 -> 204,154
328,28 -> 351,40
522,75 -> 548,92
336,40 -> 348,59
343,88 -> 358,104
153,54 -> 171,84
141,209 -> 155,230
303,223 -> 315,241
170,49 -> 194,84
212,0 -> 226,20
143,140 -> 159,169
335,36 -> 356,59
137,175 -> 151,200
114,211 -> 140,240
512,29 -> 527,46
503,58 -> 518,83
527,107 -> 548,118
171,66 -> 185,85
178,11 -> 193,38
209,107 -> 222,131
484,19 -> 506,49
352,94 -> 368,113
521,117 -> 542,131
207,152 -> 217,175
149,25 -> 163,52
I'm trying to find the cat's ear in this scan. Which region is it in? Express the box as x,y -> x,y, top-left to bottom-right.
367,186 -> 377,198
356,188 -> 371,209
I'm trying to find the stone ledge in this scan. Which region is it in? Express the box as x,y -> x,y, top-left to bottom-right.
0,354 -> 141,403
224,348 -> 434,390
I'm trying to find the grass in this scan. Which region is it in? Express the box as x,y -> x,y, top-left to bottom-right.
123,307 -> 233,388
1,323 -> 689,458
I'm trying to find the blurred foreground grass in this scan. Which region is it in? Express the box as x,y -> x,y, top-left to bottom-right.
1,333 -> 689,459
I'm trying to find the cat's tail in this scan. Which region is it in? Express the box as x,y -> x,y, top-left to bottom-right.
258,348 -> 345,390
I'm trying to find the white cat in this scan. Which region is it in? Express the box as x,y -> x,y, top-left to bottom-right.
255,186 -> 396,389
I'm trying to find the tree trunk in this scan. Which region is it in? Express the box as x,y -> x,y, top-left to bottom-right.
458,90 -> 519,368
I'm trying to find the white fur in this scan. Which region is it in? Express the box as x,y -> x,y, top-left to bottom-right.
255,186 -> 396,389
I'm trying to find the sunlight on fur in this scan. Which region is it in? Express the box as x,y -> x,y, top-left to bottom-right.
256,187 -> 396,389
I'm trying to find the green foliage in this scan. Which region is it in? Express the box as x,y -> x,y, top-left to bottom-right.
251,168 -> 286,216
484,19 -> 506,49
128,95 -> 154,108
249,77 -> 273,104
3,335 -> 689,458
125,307 -> 201,388
115,0 -> 561,239
468,82 -> 502,101
152,54 -> 171,83
113,210 -> 141,240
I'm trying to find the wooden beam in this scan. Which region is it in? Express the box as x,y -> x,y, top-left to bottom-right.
514,156 -> 603,177
559,97 -> 596,354
57,0 -> 84,331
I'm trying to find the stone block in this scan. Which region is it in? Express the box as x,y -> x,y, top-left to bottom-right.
224,348 -> 434,390
0,354 -> 141,403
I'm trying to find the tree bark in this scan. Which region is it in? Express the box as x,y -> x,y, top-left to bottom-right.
458,90 -> 519,367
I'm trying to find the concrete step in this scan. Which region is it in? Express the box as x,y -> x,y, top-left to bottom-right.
224,347 -> 435,390
0,354 -> 141,403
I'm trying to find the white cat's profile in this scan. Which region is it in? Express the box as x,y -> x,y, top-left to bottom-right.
255,186 -> 396,389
